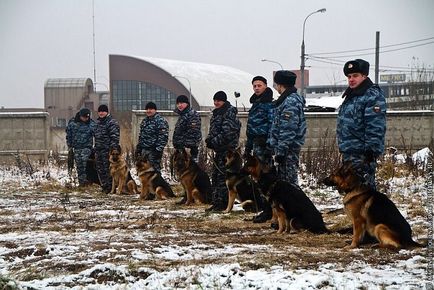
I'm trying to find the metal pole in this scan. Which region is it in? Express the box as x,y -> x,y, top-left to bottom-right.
261,59 -> 284,70
92,0 -> 96,92
300,8 -> 326,97
375,31 -> 380,84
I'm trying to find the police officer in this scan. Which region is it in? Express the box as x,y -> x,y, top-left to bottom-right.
245,76 -> 274,164
338,59 -> 386,188
66,108 -> 95,186
173,95 -> 202,162
136,102 -> 169,172
245,76 -> 274,223
94,104 -> 120,193
268,70 -> 306,185
205,91 -> 241,212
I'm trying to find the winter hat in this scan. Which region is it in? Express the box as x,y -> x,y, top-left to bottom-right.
176,95 -> 189,104
343,59 -> 370,76
79,108 -> 91,117
213,91 -> 227,102
252,76 -> 267,85
97,104 -> 109,112
145,102 -> 157,110
273,70 -> 297,86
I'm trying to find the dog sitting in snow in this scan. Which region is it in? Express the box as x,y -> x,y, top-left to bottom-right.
108,147 -> 138,195
323,161 -> 421,249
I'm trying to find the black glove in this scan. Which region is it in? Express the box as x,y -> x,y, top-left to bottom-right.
174,143 -> 184,150
243,148 -> 252,159
365,150 -> 375,163
274,155 -> 285,164
135,146 -> 143,158
205,138 -> 214,149
153,150 -> 163,160
254,136 -> 267,147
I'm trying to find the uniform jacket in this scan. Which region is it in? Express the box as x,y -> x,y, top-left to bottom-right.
206,101 -> 241,152
337,77 -> 386,157
245,87 -> 274,152
268,87 -> 306,157
94,114 -> 120,151
173,106 -> 202,149
66,112 -> 95,149
137,112 -> 169,153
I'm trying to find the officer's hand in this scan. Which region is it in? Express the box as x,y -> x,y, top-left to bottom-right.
274,155 -> 285,165
154,150 -> 163,160
365,150 -> 375,163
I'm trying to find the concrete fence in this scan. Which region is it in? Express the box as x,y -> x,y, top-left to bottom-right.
0,110 -> 432,163
132,110 -> 434,152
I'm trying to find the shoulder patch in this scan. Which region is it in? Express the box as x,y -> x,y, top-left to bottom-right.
283,111 -> 292,120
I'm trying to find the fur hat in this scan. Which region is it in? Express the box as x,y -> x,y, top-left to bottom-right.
343,59 -> 370,76
97,104 -> 109,112
176,95 -> 189,104
273,70 -> 296,86
79,108 -> 91,117
252,76 -> 267,85
213,91 -> 227,102
145,102 -> 157,110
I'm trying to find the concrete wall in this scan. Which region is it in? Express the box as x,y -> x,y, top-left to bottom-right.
132,110 -> 434,152
1,111 -> 432,164
0,112 -> 50,163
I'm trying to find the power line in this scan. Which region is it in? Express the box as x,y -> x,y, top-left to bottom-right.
309,36 -> 434,56
308,41 -> 434,58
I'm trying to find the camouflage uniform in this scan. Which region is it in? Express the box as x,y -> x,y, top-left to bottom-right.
268,87 -> 306,185
337,77 -> 386,188
245,87 -> 273,165
137,112 -> 169,172
173,106 -> 202,161
94,114 -> 120,192
205,101 -> 241,207
66,112 -> 95,185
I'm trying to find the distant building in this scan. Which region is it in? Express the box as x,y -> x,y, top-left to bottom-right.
109,55 -> 255,115
44,78 -> 106,127
305,81 -> 433,111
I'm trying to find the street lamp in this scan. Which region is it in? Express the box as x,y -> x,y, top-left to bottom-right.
300,8 -> 326,97
172,75 -> 192,106
261,59 -> 284,70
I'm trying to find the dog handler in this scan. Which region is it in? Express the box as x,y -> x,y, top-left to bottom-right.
337,59 -> 386,189
136,102 -> 169,173
267,71 -> 306,185
66,108 -> 95,187
205,91 -> 241,212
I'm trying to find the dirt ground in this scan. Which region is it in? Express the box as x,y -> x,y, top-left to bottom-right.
0,181 -> 427,286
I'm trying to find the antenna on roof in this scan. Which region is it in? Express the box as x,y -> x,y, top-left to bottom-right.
92,0 -> 97,92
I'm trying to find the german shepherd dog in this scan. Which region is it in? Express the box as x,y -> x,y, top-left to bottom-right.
109,147 -> 138,194
244,155 -> 328,234
135,155 -> 175,200
224,149 -> 263,213
173,148 -> 211,205
323,161 -> 421,249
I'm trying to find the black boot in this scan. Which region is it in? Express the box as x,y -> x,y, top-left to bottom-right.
253,202 -> 272,223
176,193 -> 187,205
205,202 -> 226,213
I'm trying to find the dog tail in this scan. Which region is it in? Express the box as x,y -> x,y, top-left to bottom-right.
406,239 -> 425,248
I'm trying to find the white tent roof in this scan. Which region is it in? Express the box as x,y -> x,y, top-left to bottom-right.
136,56 -> 256,108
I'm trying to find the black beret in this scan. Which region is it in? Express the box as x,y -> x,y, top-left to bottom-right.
97,104 -> 109,112
176,95 -> 189,104
273,70 -> 296,86
213,91 -> 227,102
252,76 -> 267,85
145,102 -> 157,110
343,59 -> 370,76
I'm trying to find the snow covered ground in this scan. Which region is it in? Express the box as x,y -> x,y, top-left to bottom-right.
0,152 -> 432,289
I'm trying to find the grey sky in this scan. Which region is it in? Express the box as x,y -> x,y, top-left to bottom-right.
0,0 -> 433,108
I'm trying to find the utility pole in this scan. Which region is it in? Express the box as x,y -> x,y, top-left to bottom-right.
92,0 -> 97,92
375,31 -> 380,84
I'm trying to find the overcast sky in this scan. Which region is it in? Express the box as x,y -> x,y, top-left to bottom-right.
0,0 -> 433,108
